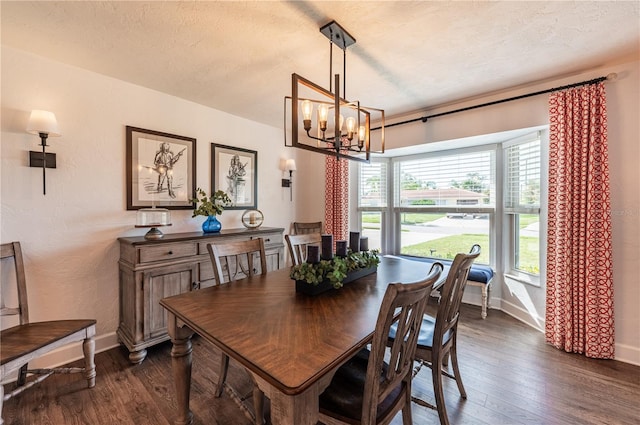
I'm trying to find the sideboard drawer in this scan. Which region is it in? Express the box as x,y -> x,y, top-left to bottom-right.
139,242 -> 198,264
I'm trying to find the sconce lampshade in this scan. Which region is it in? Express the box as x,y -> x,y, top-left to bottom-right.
285,159 -> 297,172
26,110 -> 61,137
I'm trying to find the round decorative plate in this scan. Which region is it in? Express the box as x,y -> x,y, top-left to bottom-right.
241,209 -> 264,229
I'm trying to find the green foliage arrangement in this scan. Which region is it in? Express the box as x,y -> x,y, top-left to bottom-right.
191,188 -> 232,217
290,249 -> 381,289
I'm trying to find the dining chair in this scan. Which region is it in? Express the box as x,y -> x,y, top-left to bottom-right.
389,244 -> 481,425
319,262 -> 444,425
206,238 -> 267,425
284,233 -> 322,266
1,242 -> 97,423
292,221 -> 323,235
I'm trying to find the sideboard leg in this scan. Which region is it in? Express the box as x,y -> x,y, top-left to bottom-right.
129,349 -> 147,365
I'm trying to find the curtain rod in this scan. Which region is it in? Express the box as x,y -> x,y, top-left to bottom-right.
373,73 -> 617,131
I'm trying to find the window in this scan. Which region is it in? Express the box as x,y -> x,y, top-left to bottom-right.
355,128 -> 545,281
394,148 -> 494,265
357,160 -> 388,251
505,135 -> 541,275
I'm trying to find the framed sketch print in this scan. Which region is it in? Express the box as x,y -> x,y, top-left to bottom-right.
211,144 -> 257,210
126,126 -> 196,210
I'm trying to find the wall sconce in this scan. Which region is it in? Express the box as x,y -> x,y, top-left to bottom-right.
26,110 -> 61,195
281,159 -> 297,201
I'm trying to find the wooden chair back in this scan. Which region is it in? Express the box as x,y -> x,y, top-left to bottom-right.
363,263 -> 443,423
319,263 -> 443,425
207,238 -> 267,284
292,221 -> 323,235
433,244 -> 481,348
1,242 -> 97,422
409,244 -> 480,425
285,233 -> 322,266
1,241 -> 29,326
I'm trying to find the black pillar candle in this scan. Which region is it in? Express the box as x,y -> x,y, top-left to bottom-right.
321,234 -> 334,260
349,231 -> 360,253
336,240 -> 348,257
359,236 -> 369,252
306,245 -> 320,264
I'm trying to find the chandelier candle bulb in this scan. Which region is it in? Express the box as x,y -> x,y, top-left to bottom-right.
359,237 -> 369,252
321,234 -> 334,260
336,240 -> 348,257
349,231 -> 361,253
301,100 -> 313,130
307,245 -> 320,264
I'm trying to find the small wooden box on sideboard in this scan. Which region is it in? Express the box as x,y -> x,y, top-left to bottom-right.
117,227 -> 285,363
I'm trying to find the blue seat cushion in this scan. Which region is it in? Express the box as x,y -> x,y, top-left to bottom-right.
391,255 -> 494,284
389,314 -> 452,349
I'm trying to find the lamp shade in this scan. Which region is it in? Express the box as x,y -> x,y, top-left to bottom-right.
26,110 -> 61,137
285,159 -> 297,172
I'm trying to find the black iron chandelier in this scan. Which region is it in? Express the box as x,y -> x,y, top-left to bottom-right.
284,21 -> 385,162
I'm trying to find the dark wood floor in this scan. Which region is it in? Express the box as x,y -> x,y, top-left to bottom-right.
3,304 -> 639,425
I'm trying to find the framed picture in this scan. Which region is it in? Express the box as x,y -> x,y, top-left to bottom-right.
211,144 -> 257,210
126,126 -> 196,210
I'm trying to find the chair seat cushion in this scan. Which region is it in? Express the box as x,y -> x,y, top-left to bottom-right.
389,315 -> 452,349
1,319 -> 96,365
319,348 -> 403,423
467,264 -> 493,284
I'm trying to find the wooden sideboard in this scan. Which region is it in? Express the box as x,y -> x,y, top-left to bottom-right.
117,227 -> 285,363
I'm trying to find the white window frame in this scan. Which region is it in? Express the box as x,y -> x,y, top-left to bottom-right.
503,130 -> 548,285
352,126 -> 548,288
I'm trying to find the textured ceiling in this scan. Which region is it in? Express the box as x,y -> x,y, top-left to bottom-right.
2,1 -> 639,129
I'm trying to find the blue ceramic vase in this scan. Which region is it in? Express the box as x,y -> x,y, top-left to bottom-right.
202,215 -> 222,233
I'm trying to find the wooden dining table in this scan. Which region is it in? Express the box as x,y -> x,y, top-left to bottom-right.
159,255 -> 442,425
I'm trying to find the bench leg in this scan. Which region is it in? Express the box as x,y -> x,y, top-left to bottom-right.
481,285 -> 488,319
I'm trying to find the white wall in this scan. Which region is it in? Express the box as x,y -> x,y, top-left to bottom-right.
1,46 -> 298,365
323,59 -> 640,364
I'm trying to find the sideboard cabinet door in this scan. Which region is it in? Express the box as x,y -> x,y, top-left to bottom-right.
143,263 -> 196,341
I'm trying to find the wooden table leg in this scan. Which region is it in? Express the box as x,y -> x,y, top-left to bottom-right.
167,312 -> 195,425
269,388 -> 319,425
252,373 -> 320,425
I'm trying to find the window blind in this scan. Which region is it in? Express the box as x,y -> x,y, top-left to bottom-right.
359,161 -> 387,208
505,139 -> 541,211
394,150 -> 495,207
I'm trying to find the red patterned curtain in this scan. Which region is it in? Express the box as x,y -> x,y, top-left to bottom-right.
546,82 -> 614,359
324,156 -> 349,242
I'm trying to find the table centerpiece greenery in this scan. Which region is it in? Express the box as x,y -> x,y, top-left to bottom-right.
290,249 -> 380,289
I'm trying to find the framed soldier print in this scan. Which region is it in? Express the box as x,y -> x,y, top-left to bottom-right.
126,126 -> 196,210
211,144 -> 257,210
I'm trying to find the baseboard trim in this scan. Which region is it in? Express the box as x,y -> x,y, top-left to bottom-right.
498,299 -> 640,366
611,342 -> 640,366
500,299 -> 545,332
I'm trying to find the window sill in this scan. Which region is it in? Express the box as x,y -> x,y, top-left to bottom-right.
504,272 -> 541,287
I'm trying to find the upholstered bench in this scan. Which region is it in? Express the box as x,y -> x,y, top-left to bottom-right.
389,255 -> 494,319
